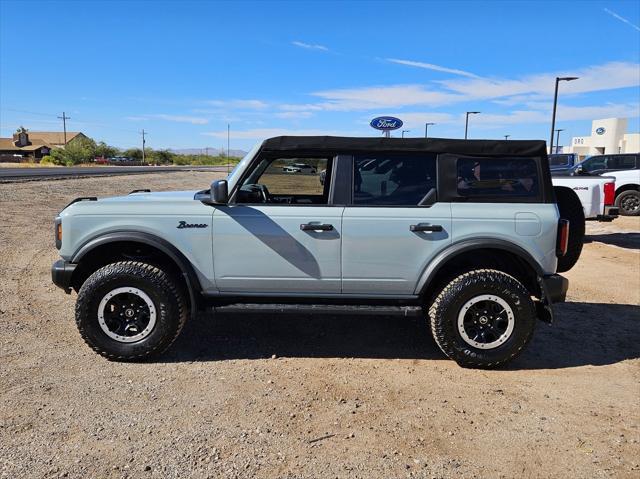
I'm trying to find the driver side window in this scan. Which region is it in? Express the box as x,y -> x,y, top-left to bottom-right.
583,156 -> 606,172
236,157 -> 332,204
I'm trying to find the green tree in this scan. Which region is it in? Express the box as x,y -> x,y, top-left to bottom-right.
94,141 -> 119,159
152,149 -> 175,165
123,148 -> 144,161
50,136 -> 98,166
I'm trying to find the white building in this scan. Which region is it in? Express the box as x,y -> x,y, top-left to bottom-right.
566,118 -> 640,159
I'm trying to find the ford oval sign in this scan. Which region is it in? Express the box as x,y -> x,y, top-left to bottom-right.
596,127 -> 606,135
370,116 -> 403,131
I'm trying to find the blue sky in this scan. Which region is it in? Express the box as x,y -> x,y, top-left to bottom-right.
1,0 -> 639,152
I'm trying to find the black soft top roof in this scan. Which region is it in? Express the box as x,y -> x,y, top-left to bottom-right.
261,136 -> 548,157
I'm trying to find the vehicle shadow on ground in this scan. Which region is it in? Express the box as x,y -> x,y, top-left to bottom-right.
168,311 -> 443,362
164,302 -> 640,370
511,302 -> 640,370
584,233 -> 640,250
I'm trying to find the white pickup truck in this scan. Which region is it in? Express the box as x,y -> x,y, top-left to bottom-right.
552,176 -> 618,222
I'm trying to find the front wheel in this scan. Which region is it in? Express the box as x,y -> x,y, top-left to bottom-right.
428,269 -> 536,368
75,261 -> 188,360
615,189 -> 640,216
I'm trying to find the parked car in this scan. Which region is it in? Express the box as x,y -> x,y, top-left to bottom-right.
108,156 -> 132,164
282,162 -> 317,174
553,153 -> 639,176
548,153 -> 579,171
52,136 -> 573,368
599,169 -> 640,216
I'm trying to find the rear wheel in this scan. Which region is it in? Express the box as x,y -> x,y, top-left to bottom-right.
554,186 -> 585,272
429,269 -> 536,368
75,261 -> 187,360
615,189 -> 640,216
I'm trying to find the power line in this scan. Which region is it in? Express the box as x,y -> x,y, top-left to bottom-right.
0,108 -> 143,135
2,108 -> 59,118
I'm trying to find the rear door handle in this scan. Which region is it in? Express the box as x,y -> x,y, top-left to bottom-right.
300,223 -> 334,231
410,223 -> 443,232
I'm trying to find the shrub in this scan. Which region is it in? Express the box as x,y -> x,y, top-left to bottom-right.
50,136 -> 98,165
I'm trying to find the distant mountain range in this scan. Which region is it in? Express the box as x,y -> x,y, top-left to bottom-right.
169,147 -> 248,157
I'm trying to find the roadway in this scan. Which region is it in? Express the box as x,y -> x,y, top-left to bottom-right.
0,165 -> 230,182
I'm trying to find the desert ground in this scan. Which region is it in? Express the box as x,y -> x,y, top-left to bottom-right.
1,171 -> 639,479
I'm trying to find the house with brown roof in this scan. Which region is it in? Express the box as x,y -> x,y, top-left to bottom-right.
0,127 -> 88,162
28,131 -> 87,147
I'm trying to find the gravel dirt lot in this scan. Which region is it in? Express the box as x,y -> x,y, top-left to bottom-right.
1,172 -> 639,479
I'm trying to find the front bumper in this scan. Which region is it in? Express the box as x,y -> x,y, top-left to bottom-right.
51,259 -> 77,294
542,274 -> 569,303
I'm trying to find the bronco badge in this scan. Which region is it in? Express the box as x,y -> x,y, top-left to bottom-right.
177,221 -> 207,229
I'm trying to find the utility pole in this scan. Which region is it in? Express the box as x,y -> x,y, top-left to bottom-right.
57,112 -> 71,144
227,123 -> 231,173
141,129 -> 146,163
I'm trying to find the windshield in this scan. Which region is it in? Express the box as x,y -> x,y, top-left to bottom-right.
226,141 -> 261,190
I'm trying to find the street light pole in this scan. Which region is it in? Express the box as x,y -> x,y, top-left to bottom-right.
425,122 -> 435,138
465,111 -> 480,140
549,76 -> 578,154
227,123 -> 230,174
401,130 -> 410,138
554,128 -> 565,154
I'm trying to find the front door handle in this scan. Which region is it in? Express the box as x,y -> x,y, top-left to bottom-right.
410,223 -> 443,232
300,223 -> 334,231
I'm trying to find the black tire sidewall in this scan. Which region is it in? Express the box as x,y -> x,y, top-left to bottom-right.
616,190 -> 640,216
554,187 -> 585,272
431,271 -> 536,368
76,263 -> 182,359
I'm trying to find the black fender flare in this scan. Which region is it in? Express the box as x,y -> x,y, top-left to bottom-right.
71,231 -> 202,318
416,238 -> 545,296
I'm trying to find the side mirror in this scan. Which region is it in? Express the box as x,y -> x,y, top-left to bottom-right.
573,165 -> 583,175
210,179 -> 228,204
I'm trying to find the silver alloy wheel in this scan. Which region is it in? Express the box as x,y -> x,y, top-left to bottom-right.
457,294 -> 515,350
97,287 -> 157,343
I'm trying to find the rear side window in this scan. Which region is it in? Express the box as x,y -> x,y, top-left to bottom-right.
608,155 -> 637,169
353,155 -> 436,205
457,157 -> 539,198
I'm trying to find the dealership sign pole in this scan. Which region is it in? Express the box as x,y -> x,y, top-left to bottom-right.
370,116 -> 403,138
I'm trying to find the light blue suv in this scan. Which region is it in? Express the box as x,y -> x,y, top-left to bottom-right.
52,136 -> 570,368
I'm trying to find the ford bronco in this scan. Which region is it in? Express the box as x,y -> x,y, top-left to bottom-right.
52,136 -> 571,368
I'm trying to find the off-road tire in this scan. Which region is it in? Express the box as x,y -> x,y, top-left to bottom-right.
428,269 -> 536,368
615,189 -> 640,216
75,261 -> 188,361
554,186 -> 585,272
